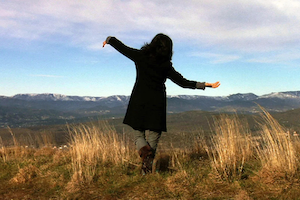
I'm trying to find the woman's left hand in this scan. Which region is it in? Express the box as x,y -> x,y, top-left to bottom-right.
206,81 -> 220,88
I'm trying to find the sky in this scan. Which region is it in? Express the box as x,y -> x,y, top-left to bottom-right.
1,0 -> 300,97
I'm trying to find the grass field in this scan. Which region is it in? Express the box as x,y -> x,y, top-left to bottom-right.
0,109 -> 300,199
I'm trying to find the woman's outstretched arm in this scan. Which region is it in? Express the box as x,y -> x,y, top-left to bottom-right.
103,36 -> 140,61
167,65 -> 220,90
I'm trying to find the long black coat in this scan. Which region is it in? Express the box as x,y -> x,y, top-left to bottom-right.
109,37 -> 204,132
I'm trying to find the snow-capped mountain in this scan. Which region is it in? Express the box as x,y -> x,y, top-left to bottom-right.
12,93 -> 123,102
12,94 -> 130,108
226,93 -> 259,101
259,91 -> 300,99
6,91 -> 300,104
13,91 -> 300,102
7,91 -> 300,111
1,91 -> 300,127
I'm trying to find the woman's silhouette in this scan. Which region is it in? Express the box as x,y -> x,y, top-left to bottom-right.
103,33 -> 220,174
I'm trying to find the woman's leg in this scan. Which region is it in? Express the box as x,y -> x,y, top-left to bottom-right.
134,130 -> 148,151
134,130 -> 161,174
147,130 -> 162,156
134,130 -> 153,174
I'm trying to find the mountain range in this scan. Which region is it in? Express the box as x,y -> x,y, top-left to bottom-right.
1,91 -> 300,127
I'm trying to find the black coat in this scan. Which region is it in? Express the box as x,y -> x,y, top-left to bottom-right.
109,37 -> 203,132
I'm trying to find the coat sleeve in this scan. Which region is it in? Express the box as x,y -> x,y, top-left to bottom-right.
107,37 -> 140,61
167,64 -> 205,90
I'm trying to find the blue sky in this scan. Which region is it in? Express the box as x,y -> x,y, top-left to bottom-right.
1,0 -> 300,97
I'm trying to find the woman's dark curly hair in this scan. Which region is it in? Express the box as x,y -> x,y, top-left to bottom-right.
141,33 -> 173,62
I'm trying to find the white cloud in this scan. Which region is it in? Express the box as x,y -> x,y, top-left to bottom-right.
247,51 -> 300,64
190,52 -> 240,64
1,0 -> 300,54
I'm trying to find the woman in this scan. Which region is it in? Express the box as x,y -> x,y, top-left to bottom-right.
103,33 -> 220,174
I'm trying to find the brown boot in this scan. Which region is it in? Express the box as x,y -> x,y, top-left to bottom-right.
138,145 -> 154,174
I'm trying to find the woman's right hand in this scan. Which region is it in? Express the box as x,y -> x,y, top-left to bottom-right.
103,41 -> 107,47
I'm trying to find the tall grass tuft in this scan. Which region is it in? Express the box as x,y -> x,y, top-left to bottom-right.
5,126 -> 24,159
255,106 -> 298,177
67,121 -> 135,186
0,136 -> 8,162
1,127 -> 54,160
205,114 -> 252,181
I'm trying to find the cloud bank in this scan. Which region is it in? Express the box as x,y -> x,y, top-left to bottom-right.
1,0 -> 300,60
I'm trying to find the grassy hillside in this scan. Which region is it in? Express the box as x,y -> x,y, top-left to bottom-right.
0,108 -> 300,199
273,107 -> 300,131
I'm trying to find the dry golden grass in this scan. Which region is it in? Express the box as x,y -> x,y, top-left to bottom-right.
205,114 -> 252,181
22,130 -> 55,148
255,106 -> 298,177
1,111 -> 300,199
204,108 -> 300,182
0,126 -> 56,163
67,121 -> 137,189
10,164 -> 40,184
0,136 -> 8,162
0,127 -> 23,161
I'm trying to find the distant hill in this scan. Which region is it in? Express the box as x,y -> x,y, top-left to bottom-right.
1,91 -> 300,127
